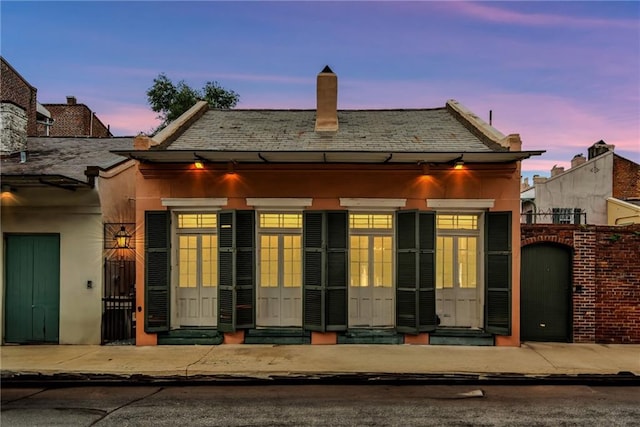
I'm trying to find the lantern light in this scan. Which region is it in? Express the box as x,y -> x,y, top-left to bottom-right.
114,226 -> 132,249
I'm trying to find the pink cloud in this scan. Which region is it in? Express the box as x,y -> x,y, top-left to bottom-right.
470,93 -> 639,174
521,158 -> 572,175
447,2 -> 638,30
98,104 -> 160,136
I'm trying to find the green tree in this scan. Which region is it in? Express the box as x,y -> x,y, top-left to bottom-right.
146,73 -> 239,132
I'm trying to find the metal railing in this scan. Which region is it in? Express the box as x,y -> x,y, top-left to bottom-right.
520,209 -> 587,225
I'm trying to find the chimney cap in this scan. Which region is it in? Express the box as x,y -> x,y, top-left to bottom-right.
320,65 -> 334,74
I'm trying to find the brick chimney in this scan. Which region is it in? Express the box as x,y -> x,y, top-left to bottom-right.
533,174 -> 547,184
588,140 -> 614,160
66,96 -> 77,105
550,165 -> 565,177
571,153 -> 586,168
315,66 -> 338,133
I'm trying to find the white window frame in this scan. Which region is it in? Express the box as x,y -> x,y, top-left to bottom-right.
434,210 -> 486,326
170,210 -> 220,328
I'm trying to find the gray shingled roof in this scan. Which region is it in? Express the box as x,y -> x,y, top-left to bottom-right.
1,137 -> 134,183
167,108 -> 500,152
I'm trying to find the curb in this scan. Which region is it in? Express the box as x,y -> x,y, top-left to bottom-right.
2,371 -> 638,387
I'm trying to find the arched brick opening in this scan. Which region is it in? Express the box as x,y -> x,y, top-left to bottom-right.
521,236 -> 573,248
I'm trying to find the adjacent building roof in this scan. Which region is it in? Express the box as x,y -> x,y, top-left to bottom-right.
1,137 -> 134,189
36,103 -> 51,119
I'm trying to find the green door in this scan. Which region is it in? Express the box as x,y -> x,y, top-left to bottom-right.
5,234 -> 60,343
520,243 -> 571,342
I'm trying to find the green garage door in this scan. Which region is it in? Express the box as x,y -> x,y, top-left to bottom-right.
520,243 -> 571,342
5,234 -> 60,343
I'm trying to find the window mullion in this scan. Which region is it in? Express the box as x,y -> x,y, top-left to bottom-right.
453,237 -> 459,289
278,234 -> 284,289
196,235 -> 203,292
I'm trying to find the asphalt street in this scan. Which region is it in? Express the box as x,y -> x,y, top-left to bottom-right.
2,385 -> 639,426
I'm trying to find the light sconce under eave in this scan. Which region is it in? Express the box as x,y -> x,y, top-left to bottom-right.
194,161 -> 205,169
226,161 -> 236,175
421,163 -> 431,175
453,159 -> 465,170
114,225 -> 132,249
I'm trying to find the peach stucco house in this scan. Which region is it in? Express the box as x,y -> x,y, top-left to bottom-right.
116,67 -> 543,346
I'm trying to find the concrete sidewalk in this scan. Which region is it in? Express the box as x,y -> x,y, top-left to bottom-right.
1,342 -> 639,385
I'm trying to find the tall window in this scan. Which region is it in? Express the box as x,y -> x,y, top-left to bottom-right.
349,214 -> 393,288
436,214 -> 478,290
176,214 -> 218,289
258,213 -> 302,289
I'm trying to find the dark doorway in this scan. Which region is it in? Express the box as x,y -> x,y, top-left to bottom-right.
521,243 -> 572,342
102,259 -> 136,344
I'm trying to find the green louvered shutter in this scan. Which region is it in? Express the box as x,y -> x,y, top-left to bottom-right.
396,211 -> 436,334
218,210 -> 256,332
326,212 -> 348,331
418,212 -> 437,331
303,212 -> 325,331
235,210 -> 255,328
145,211 -> 170,333
485,211 -> 512,335
303,211 -> 348,332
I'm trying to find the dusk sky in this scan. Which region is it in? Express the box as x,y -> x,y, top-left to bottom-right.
2,1 -> 638,179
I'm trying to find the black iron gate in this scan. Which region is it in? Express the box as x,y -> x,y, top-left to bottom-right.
102,259 -> 136,344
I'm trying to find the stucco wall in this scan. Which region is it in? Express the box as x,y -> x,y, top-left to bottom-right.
1,189 -> 103,344
535,152 -> 614,225
134,162 -> 523,346
607,198 -> 640,225
98,162 -> 136,224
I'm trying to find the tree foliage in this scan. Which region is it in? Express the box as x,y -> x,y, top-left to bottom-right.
146,73 -> 239,132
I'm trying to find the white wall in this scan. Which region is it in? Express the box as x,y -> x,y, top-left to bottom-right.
535,152 -> 614,225
1,188 -> 103,344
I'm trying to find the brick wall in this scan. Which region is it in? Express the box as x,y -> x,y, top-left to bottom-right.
594,227 -> 640,343
522,224 -> 640,343
40,102 -> 111,137
0,58 -> 37,143
613,155 -> 640,201
573,229 -> 596,342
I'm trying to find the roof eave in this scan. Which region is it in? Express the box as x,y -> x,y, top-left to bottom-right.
112,149 -> 545,164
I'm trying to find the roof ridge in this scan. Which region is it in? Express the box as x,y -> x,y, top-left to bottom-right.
446,100 -> 507,151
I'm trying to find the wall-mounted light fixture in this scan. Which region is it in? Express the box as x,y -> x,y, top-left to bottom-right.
451,156 -> 464,170
114,225 -> 132,249
421,163 -> 431,175
227,161 -> 236,175
1,184 -> 12,194
193,153 -> 208,169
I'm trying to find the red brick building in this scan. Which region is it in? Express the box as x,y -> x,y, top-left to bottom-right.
40,96 -> 112,137
1,57 -> 40,154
